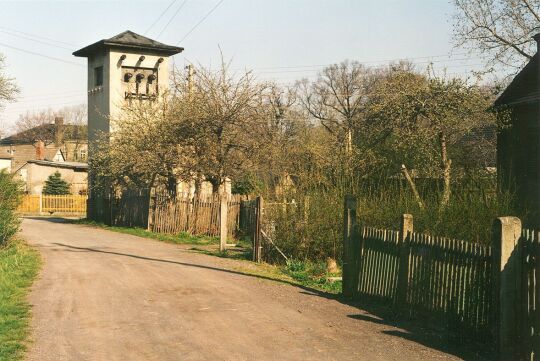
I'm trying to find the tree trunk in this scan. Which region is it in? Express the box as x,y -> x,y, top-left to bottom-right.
401,164 -> 425,210
166,174 -> 177,198
193,174 -> 203,199
439,132 -> 452,209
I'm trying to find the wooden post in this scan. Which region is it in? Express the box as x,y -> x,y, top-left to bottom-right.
396,214 -> 413,307
492,216 -> 523,361
219,193 -> 228,252
253,196 -> 263,262
342,195 -> 358,298
147,193 -> 155,231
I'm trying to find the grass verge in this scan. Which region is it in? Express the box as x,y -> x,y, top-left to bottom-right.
75,219 -> 341,294
73,219 -> 218,246
0,240 -> 40,361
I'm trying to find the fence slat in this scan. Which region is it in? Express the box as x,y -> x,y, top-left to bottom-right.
351,217 -> 495,342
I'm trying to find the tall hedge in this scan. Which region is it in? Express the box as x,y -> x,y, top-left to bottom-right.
0,171 -> 21,245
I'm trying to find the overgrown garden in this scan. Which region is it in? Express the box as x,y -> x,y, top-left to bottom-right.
93,59 -> 516,266
90,0 -> 540,272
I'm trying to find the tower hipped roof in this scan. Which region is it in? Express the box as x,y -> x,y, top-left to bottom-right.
73,30 -> 183,57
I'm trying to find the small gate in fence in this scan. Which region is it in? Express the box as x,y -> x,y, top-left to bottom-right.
17,194 -> 87,215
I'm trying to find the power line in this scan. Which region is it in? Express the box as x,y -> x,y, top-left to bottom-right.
157,0 -> 188,38
16,93 -> 86,102
0,41 -> 84,67
0,29 -> 73,51
251,60 -> 485,75
0,26 -> 77,47
145,0 -> 178,35
1,100 -> 86,114
178,0 -> 225,44
19,89 -> 85,98
230,54 -> 487,73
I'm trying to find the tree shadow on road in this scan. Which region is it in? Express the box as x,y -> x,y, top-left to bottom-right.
51,242 -> 334,296
51,241 -> 493,360
48,229 -> 493,361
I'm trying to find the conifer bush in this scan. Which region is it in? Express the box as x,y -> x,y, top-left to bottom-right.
42,171 -> 71,195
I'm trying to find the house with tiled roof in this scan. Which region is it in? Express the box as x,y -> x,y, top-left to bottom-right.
0,117 -> 87,173
0,117 -> 88,194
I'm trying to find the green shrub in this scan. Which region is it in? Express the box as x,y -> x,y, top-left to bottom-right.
0,171 -> 21,246
263,173 -> 516,263
42,171 -> 70,195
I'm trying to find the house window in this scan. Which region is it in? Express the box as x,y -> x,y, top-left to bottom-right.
94,66 -> 103,87
80,149 -> 87,161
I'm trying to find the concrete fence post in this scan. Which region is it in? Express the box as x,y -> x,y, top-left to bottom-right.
342,195 -> 358,298
492,216 -> 523,360
395,214 -> 413,307
219,194 -> 228,252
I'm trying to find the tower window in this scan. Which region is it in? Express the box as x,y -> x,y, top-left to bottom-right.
94,66 -> 103,87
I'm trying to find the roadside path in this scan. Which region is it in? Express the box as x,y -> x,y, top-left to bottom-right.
21,218 -> 465,361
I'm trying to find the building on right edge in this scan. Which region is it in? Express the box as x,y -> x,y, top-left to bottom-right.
494,33 -> 540,228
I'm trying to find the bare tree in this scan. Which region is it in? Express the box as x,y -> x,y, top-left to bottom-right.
15,108 -> 56,145
91,96 -> 191,193
297,61 -> 373,150
0,54 -> 19,108
170,61 -> 268,194
14,104 -> 87,146
453,0 -> 540,71
0,54 -> 19,137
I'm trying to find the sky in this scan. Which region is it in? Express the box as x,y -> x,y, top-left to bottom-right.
0,0 -> 486,134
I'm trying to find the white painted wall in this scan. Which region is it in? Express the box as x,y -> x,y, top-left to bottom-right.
19,162 -> 87,195
0,158 -> 11,173
87,50 -> 171,145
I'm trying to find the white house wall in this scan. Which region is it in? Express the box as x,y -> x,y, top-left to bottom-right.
21,163 -> 87,195
0,159 -> 11,173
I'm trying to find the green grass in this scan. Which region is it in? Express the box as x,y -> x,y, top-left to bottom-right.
0,240 -> 41,361
73,219 -> 219,246
76,219 -> 341,294
283,259 -> 342,294
228,258 -> 342,294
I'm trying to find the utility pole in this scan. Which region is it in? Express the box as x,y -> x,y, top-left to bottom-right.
186,64 -> 194,97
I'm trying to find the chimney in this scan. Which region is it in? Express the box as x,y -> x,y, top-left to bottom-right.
36,140 -> 45,160
54,117 -> 64,147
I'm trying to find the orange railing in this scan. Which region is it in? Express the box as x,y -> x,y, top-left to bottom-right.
17,195 -> 87,214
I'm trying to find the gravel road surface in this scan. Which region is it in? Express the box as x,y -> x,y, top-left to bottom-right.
21,217 -> 468,361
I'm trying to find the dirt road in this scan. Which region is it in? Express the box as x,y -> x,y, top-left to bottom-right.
21,218 -> 468,361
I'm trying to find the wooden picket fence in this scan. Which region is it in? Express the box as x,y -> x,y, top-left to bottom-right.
17,194 -> 87,214
522,229 -> 539,361
343,195 -> 540,358
357,228 -> 400,300
17,195 -> 41,213
355,226 -> 492,338
406,231 -> 492,335
150,194 -> 244,239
